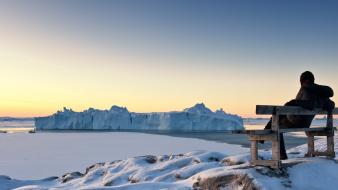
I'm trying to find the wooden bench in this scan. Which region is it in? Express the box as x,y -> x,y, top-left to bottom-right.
246,105 -> 338,169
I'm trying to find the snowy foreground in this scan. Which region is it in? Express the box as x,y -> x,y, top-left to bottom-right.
1,133 -> 338,190
35,103 -> 244,131
0,132 -> 247,179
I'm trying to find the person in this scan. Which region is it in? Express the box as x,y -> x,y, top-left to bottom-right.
260,71 -> 335,160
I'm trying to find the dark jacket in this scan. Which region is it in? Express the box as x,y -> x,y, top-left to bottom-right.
285,83 -> 335,128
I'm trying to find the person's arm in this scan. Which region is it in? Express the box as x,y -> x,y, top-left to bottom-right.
285,99 -> 315,110
323,99 -> 335,111
286,97 -> 335,111
304,84 -> 334,98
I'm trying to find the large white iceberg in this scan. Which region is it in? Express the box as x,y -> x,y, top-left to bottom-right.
34,103 -> 244,131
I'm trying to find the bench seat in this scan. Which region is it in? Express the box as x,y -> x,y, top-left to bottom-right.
246,127 -> 336,134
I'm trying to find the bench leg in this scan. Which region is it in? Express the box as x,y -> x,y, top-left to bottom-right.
305,136 -> 315,157
327,135 -> 335,158
271,139 -> 281,169
305,132 -> 335,158
250,140 -> 258,161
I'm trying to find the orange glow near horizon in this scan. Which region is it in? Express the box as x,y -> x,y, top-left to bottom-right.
1,49 -> 337,118
1,47 -> 337,118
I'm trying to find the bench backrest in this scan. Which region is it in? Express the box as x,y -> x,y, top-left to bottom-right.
256,105 -> 338,115
256,105 -> 337,130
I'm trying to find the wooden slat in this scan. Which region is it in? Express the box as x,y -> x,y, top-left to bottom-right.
256,105 -> 338,115
271,114 -> 279,132
327,136 -> 335,158
251,160 -> 281,169
244,129 -> 273,135
306,130 -> 334,136
306,151 -> 336,157
306,136 -> 314,157
251,141 -> 258,161
272,139 -> 280,162
271,114 -> 280,164
249,134 -> 277,141
245,127 -> 336,134
312,151 -> 333,157
230,130 -> 247,134
279,127 -> 334,133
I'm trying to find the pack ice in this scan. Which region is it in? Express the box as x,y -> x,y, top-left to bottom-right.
34,103 -> 244,131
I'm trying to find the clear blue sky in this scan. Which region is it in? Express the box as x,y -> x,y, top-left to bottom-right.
0,0 -> 337,117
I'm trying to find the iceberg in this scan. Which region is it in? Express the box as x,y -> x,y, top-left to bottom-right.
34,103 -> 244,131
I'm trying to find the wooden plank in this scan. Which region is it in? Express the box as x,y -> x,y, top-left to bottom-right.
306,130 -> 334,136
327,136 -> 335,158
271,114 -> 281,165
256,105 -> 338,115
244,129 -> 273,135
312,151 -> 334,157
231,130 -> 269,135
306,136 -> 314,157
280,127 -> 334,133
305,151 -> 335,157
272,140 -> 280,162
251,141 -> 258,161
271,114 -> 279,132
245,127 -> 336,135
251,160 -> 281,169
249,134 -> 277,141
230,130 -> 247,134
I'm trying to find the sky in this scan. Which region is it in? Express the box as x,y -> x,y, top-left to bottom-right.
0,0 -> 337,117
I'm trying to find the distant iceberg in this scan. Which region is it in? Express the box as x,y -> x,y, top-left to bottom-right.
34,103 -> 244,131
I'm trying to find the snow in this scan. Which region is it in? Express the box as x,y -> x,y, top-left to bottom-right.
0,132 -> 247,180
1,132 -> 338,189
34,103 -> 244,131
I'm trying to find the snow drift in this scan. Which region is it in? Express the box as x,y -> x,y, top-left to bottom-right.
34,103 -> 244,131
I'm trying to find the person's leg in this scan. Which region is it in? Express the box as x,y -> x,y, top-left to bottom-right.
259,116 -> 286,144
261,118 -> 288,159
280,133 -> 288,160
264,118 -> 272,130
264,115 -> 287,130
259,118 -> 272,144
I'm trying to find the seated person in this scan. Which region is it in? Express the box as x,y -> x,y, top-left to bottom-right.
261,71 -> 335,160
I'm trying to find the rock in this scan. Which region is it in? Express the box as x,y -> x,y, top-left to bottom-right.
60,172 -> 83,183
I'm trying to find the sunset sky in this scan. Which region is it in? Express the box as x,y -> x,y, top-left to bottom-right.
0,0 -> 337,117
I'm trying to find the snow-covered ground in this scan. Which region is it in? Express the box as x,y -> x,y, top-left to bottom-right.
34,103 -> 244,131
0,132 -> 247,180
2,117 -> 338,189
1,134 -> 338,190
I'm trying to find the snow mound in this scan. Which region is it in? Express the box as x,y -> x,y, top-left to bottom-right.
34,103 -> 244,131
3,137 -> 338,190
